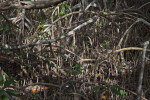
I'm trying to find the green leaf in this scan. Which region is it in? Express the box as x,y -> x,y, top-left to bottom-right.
0,89 -> 5,96
0,73 -> 4,85
39,31 -> 43,34
3,76 -> 17,88
104,40 -> 110,44
103,12 -> 107,15
50,62 -> 55,67
10,77 -> 17,86
120,90 -> 126,95
30,36 -> 33,39
69,46 -> 74,49
74,64 -> 80,70
33,93 -> 40,97
65,16 -> 68,20
68,7 -> 72,12
62,5 -> 65,11
41,35 -> 44,40
64,4 -> 72,12
54,10 -> 58,16
3,72 -> 9,79
110,85 -> 122,95
59,11 -> 65,16
13,79 -> 18,83
38,24 -> 45,29
5,48 -> 10,53
6,89 -> 19,95
72,71 -> 79,75
92,85 -> 104,92
1,95 -> 9,100
4,80 -> 13,88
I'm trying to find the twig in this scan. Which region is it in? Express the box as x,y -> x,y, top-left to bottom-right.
118,19 -> 138,47
52,11 -> 81,24
78,47 -> 150,62
122,88 -> 147,100
0,12 -> 19,28
11,82 -> 60,90
85,0 -> 97,11
103,0 -> 107,11
109,47 -> 150,54
137,41 -> 149,100
138,2 -> 150,10
118,18 -> 150,47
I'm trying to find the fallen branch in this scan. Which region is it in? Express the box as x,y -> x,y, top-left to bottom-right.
110,47 -> 150,54
21,82 -> 59,89
0,0 -> 65,11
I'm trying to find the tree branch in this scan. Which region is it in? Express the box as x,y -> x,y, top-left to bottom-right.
137,41 -> 149,100
0,0 -> 65,11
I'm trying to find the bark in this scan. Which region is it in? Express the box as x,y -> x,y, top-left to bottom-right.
0,0 -> 66,11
